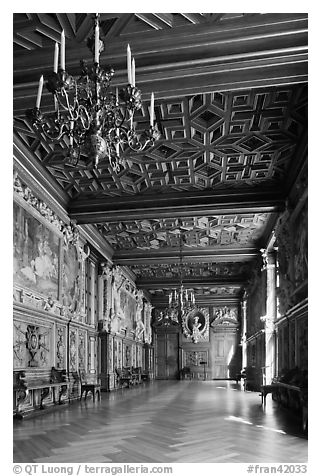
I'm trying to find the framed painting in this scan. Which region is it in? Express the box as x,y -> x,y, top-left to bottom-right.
182,308 -> 209,342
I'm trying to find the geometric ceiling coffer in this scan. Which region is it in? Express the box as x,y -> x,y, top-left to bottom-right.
153,144 -> 177,159
96,213 -> 271,251
239,134 -> 269,151
196,110 -> 222,128
14,84 -> 307,198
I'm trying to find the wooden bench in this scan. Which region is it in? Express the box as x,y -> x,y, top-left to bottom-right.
260,381 -> 308,431
13,367 -> 70,418
79,371 -> 101,402
260,383 -> 279,405
115,367 -> 133,388
180,367 -> 193,380
141,370 -> 151,382
131,367 -> 142,385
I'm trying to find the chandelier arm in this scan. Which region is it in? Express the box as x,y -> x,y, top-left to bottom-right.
77,105 -> 91,131
54,89 -> 77,121
40,119 -> 66,142
116,112 -> 126,129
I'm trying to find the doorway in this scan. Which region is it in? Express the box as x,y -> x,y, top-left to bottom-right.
211,330 -> 239,379
155,331 -> 179,379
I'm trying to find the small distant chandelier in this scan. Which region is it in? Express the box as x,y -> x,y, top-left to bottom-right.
27,13 -> 161,171
167,225 -> 195,323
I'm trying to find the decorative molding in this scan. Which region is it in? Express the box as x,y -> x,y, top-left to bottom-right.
153,309 -> 179,328
131,261 -> 252,280
14,171 -> 65,233
211,306 -> 239,327
13,171 -> 85,251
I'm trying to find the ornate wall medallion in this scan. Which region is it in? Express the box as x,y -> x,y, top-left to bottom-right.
182,308 -> 209,343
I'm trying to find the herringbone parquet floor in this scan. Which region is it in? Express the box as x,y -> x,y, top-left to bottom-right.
13,380 -> 308,463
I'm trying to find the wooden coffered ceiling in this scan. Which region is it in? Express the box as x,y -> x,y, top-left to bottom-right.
13,12 -> 308,304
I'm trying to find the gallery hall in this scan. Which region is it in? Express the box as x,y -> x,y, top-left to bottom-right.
12,11 -> 309,466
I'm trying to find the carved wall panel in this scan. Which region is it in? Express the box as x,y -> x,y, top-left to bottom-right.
69,328 -> 77,372
123,342 -> 132,367
108,335 -> 113,371
289,320 -> 296,369
88,335 -> 97,372
78,330 -> 86,369
246,265 -> 266,336
136,345 -> 143,368
132,344 -> 136,367
293,202 -> 308,289
275,193 -> 307,316
25,323 -> 50,368
114,338 -> 122,368
297,316 -> 308,370
275,210 -> 295,315
13,319 -> 52,369
183,350 -> 208,367
56,325 -> 66,369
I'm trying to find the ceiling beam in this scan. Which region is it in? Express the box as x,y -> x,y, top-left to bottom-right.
112,247 -> 259,266
13,53 -> 307,116
150,295 -> 241,307
137,277 -> 245,288
13,13 -> 307,116
68,189 -> 285,223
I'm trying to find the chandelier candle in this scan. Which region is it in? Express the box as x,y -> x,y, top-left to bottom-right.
150,92 -> 155,126
132,58 -> 135,87
94,21 -> 100,64
60,30 -> 65,70
53,42 -> 59,73
70,120 -> 74,147
36,75 -> 43,109
127,44 -> 132,84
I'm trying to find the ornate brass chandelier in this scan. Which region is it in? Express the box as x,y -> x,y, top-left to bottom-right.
27,14 -> 161,171
167,225 -> 195,323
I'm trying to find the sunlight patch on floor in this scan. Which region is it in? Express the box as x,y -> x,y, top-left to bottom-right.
225,415 -> 253,425
225,416 -> 287,434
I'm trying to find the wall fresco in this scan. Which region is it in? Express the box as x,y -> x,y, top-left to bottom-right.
13,201 -> 59,299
